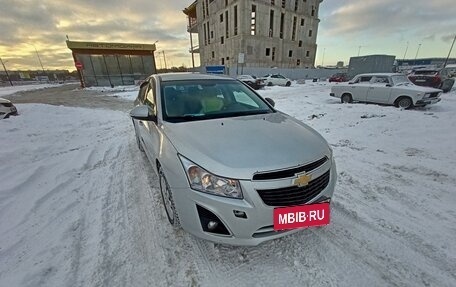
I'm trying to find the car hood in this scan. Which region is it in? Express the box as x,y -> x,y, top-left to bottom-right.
162,112 -> 330,179
0,98 -> 12,104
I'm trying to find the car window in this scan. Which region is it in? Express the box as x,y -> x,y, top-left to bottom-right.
413,70 -> 438,75
145,78 -> 157,113
371,76 -> 390,84
160,79 -> 273,122
354,76 -> 372,83
391,75 -> 410,85
233,91 -> 260,108
137,81 -> 149,103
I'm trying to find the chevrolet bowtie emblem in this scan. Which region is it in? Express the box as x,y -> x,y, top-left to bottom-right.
294,174 -> 312,187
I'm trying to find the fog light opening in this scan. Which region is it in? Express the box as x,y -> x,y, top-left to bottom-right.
196,205 -> 231,235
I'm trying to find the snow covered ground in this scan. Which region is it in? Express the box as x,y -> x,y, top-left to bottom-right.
82,85 -> 139,101
0,83 -> 455,286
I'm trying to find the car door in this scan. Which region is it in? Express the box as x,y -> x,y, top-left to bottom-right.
138,78 -> 161,161
276,75 -> 287,85
350,76 -> 372,102
366,76 -> 393,104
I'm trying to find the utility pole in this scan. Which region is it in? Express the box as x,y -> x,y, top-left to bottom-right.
0,57 -> 13,86
357,46 -> 362,56
443,35 -> 456,68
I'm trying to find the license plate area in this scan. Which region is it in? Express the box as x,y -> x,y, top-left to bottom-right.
273,203 -> 330,230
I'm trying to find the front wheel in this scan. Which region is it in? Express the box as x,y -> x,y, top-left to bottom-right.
267,81 -> 273,86
341,94 -> 353,103
158,166 -> 180,227
285,81 -> 291,86
396,97 -> 413,109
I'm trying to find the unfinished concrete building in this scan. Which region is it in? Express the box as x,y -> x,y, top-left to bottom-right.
184,0 -> 322,71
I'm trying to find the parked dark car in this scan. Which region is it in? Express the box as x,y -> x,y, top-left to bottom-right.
237,75 -> 266,90
408,68 -> 455,93
329,73 -> 349,83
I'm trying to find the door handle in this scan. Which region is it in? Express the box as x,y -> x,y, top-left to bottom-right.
139,121 -> 144,126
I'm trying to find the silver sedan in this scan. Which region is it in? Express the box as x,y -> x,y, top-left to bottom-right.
130,73 -> 336,246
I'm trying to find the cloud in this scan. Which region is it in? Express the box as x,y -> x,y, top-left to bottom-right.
320,0 -> 456,40
0,0 -> 196,70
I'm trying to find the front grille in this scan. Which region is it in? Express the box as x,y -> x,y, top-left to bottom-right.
252,157 -> 327,181
256,170 -> 330,206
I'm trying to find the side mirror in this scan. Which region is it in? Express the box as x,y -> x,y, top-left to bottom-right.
130,105 -> 157,121
265,97 -> 275,107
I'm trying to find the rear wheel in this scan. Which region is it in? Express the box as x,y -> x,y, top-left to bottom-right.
267,81 -> 273,86
341,93 -> 353,103
285,81 -> 291,86
440,78 -> 455,93
396,97 -> 413,109
158,165 -> 180,227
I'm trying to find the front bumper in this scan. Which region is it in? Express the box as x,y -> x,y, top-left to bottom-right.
171,158 -> 337,246
415,97 -> 441,106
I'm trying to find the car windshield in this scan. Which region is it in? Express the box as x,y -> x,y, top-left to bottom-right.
161,79 -> 274,122
391,75 -> 411,85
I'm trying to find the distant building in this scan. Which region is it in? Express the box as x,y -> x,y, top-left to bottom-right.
183,0 -> 323,71
347,55 -> 396,78
66,40 -> 157,87
395,58 -> 456,71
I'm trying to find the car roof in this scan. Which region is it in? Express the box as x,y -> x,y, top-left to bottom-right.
154,72 -> 233,82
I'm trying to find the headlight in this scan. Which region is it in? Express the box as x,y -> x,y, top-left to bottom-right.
179,156 -> 243,199
423,93 -> 431,98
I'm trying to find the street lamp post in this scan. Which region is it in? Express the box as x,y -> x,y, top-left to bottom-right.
32,45 -> 46,76
414,43 -> 422,63
321,48 -> 326,67
402,41 -> 409,60
357,46 -> 362,56
0,57 -> 13,86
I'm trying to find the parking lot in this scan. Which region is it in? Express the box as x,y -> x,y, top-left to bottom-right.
1,82 -> 455,286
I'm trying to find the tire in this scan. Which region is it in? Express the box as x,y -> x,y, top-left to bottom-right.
267,81 -> 273,86
341,93 -> 353,103
285,81 -> 291,87
396,97 -> 413,109
158,165 -> 180,227
440,78 -> 455,93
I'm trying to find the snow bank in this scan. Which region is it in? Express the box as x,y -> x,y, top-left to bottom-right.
0,84 -> 62,97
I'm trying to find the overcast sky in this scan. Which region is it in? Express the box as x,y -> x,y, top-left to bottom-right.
0,0 -> 455,70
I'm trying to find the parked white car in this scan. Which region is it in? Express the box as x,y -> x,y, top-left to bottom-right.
261,74 -> 292,87
0,98 -> 18,119
330,73 -> 442,109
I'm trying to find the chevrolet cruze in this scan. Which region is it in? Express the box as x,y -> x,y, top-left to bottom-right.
130,73 -> 336,246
